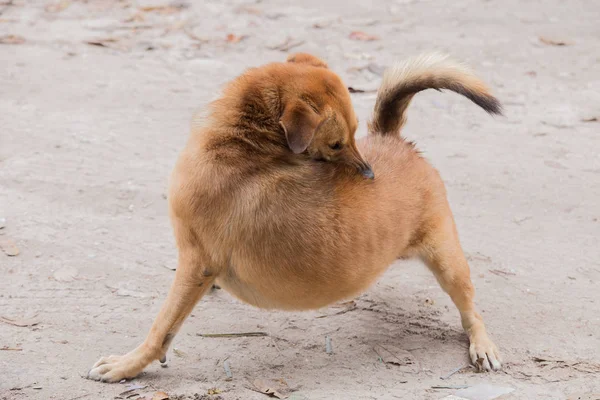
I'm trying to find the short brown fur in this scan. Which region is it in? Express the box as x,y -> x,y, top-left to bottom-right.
88,53 -> 501,382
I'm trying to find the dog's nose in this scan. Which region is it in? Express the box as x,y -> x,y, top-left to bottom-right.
360,164 -> 375,180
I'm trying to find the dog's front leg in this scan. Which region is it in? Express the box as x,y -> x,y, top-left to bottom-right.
88,247 -> 214,382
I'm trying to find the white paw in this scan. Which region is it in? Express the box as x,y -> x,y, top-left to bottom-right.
87,354 -> 142,383
469,337 -> 502,371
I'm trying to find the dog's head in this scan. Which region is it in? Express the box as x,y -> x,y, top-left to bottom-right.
278,53 -> 374,179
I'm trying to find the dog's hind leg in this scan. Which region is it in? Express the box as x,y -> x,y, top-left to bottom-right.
418,213 -> 501,371
88,227 -> 215,382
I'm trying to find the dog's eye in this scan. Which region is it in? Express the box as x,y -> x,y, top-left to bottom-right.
329,142 -> 343,150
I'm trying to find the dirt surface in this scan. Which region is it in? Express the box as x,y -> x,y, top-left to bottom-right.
1,1 -> 599,399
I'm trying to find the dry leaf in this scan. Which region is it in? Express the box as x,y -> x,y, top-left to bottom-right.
252,379 -> 288,399
0,314 -> 39,327
0,34 -> 25,45
119,384 -> 147,396
162,20 -> 186,36
152,391 -> 169,400
349,31 -> 379,41
172,347 -> 185,357
0,237 -> 19,256
347,63 -> 385,76
124,12 -> 145,23
344,52 -> 374,60
140,5 -> 183,14
347,65 -> 368,73
45,0 -> 70,13
226,33 -> 247,43
373,344 -> 418,372
53,266 -> 79,282
207,388 -> 221,395
539,36 -> 571,46
235,5 -> 261,15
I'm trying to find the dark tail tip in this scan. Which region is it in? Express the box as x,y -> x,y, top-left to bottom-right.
460,87 -> 503,116
478,94 -> 503,116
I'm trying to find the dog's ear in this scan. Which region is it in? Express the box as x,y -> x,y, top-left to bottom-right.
279,101 -> 322,154
286,53 -> 328,68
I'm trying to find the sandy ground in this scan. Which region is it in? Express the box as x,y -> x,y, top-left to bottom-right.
1,0 -> 599,399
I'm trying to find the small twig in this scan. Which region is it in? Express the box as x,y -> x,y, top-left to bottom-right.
316,303 -> 357,318
269,336 -> 282,354
431,385 -> 469,390
223,359 -> 233,380
489,269 -> 516,277
375,344 -> 402,364
267,37 -> 305,51
372,347 -> 386,366
325,336 -> 333,354
183,25 -> 210,43
87,25 -> 155,31
0,315 -> 39,327
198,331 -> 268,338
440,363 -> 469,380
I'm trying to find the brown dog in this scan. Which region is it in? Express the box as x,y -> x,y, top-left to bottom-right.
88,53 -> 502,382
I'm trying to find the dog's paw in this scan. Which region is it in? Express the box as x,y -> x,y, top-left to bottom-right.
87,353 -> 146,383
469,336 -> 502,371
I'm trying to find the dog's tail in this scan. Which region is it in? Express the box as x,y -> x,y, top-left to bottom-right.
369,53 -> 502,135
